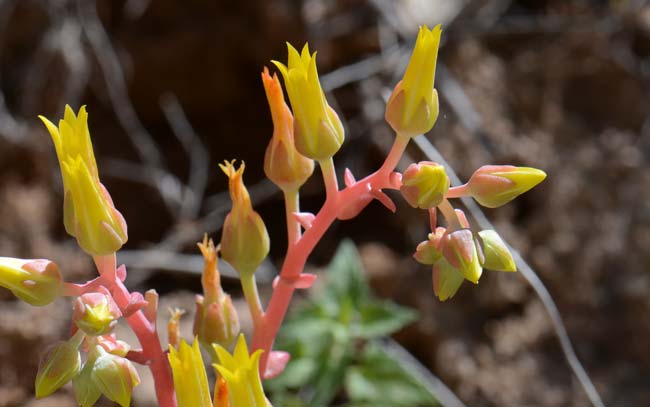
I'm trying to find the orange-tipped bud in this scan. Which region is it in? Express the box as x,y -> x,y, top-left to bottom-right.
400,161 -> 449,209
219,160 -> 270,275
262,67 -> 314,191
466,165 -> 547,208
73,290 -> 121,336
0,257 -> 62,306
168,308 -> 185,350
194,293 -> 240,350
386,25 -> 442,138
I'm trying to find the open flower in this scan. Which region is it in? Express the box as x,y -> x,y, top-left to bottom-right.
213,334 -> 269,407
40,105 -> 127,255
386,25 -> 442,138
168,338 -> 213,407
273,43 -> 345,161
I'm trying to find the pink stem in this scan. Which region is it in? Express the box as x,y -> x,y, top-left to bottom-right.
253,135 -> 409,375
94,255 -> 177,407
62,275 -> 106,296
445,184 -> 469,198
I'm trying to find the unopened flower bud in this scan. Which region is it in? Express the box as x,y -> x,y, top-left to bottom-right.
386,25 -> 442,138
96,334 -> 131,357
35,332 -> 83,398
0,257 -> 62,306
432,258 -> 464,301
73,290 -> 121,336
194,294 -> 240,350
441,229 -> 483,284
219,161 -> 270,274
91,347 -> 140,407
413,227 -> 445,265
466,165 -> 547,208
477,230 -> 516,272
73,359 -> 101,407
273,43 -> 345,160
262,67 -> 314,191
40,106 -> 128,255
401,161 -> 449,209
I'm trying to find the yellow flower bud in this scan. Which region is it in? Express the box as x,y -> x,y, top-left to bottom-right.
400,161 -> 449,209
168,339 -> 213,407
73,290 -> 121,336
0,257 -> 62,306
213,334 -> 270,407
219,161 -> 270,275
262,67 -> 314,191
73,359 -> 101,407
432,258 -> 464,302
273,43 -> 345,160
413,227 -> 445,265
39,105 -> 127,255
35,332 -> 83,398
466,165 -> 547,208
477,230 -> 517,272
386,25 -> 442,138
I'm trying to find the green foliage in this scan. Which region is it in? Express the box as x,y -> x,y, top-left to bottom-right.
266,240 -> 438,406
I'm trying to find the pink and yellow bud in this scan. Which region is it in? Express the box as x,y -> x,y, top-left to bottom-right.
432,258 -> 464,301
0,257 -> 62,306
73,290 -> 121,336
400,161 -> 449,209
40,106 -> 127,255
194,294 -> 240,350
35,332 -> 83,398
273,43 -> 345,160
73,358 -> 101,407
219,160 -> 270,275
477,230 -> 516,272
441,229 -> 483,284
168,339 -> 213,407
91,347 -> 140,407
466,165 -> 547,208
213,334 -> 270,407
413,227 -> 445,265
262,67 -> 314,191
386,25 -> 442,138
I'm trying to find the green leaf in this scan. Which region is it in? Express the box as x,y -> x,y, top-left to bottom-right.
322,240 -> 369,307
357,301 -> 418,339
344,342 -> 438,406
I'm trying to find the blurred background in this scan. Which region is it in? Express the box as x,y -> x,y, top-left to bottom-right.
1,0 -> 649,406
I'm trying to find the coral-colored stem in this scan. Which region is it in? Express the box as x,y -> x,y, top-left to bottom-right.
62,275 -> 105,296
94,255 -> 177,407
253,135 -> 410,375
446,184 -> 469,198
283,189 -> 301,246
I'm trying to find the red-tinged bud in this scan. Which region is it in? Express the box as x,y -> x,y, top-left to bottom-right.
35,332 -> 83,398
441,229 -> 483,284
400,161 -> 449,209
73,289 -> 121,336
413,227 -> 446,265
219,160 -> 270,275
466,165 -> 547,208
91,347 -> 140,407
432,258 -> 464,301
96,334 -> 131,357
262,67 -> 314,191
194,294 -> 240,350
477,230 -> 516,272
0,257 -> 62,306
